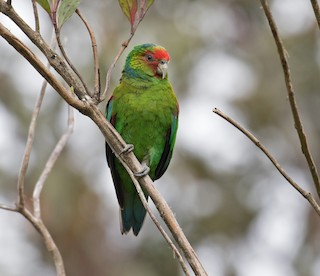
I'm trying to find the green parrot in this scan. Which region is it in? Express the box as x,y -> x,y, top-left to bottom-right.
105,43 -> 179,236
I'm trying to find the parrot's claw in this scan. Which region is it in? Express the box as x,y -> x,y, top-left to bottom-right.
134,165 -> 150,178
120,144 -> 134,155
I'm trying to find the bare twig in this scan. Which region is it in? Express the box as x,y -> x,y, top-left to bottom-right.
33,105 -> 74,219
100,33 -> 134,101
76,9 -> 100,101
0,203 -> 18,212
54,28 -> 92,98
213,108 -> 320,216
120,161 -> 190,276
31,0 -> 40,32
20,208 -> 66,276
16,40 -> 51,208
260,0 -> 320,199
310,0 -> 320,30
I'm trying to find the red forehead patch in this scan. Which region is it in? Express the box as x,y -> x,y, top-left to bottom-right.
153,47 -> 170,61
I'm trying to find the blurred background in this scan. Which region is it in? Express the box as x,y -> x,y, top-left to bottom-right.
1,0 -> 320,275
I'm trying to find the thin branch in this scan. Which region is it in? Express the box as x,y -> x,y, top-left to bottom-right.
20,208 -> 66,276
260,0 -> 320,199
0,203 -> 18,212
33,105 -> 74,219
120,161 -> 190,276
16,38 -> 52,208
213,108 -> 320,216
54,28 -> 92,98
76,8 -> 100,101
100,33 -> 134,101
310,0 -> 320,30
31,0 -> 40,32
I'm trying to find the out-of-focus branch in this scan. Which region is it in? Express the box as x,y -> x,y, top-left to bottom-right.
16,47 -> 49,209
0,204 -> 17,212
100,33 -> 134,101
76,9 -> 100,101
2,26 -> 67,275
260,0 -> 320,199
31,0 -> 40,32
54,28 -> 92,97
33,105 -> 74,219
16,29 -> 56,210
310,0 -> 320,30
213,108 -> 320,216
17,159 -> 67,276
19,208 -> 66,276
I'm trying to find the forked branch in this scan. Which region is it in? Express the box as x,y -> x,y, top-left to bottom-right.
260,0 -> 320,199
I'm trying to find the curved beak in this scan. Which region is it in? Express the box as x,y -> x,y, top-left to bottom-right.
157,61 -> 168,79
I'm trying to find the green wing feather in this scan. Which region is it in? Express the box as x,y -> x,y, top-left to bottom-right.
155,112 -> 178,180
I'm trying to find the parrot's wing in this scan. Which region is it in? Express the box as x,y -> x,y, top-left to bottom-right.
105,97 -> 125,207
154,112 -> 178,180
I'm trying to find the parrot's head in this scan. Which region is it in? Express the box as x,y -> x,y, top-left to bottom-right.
124,43 -> 170,80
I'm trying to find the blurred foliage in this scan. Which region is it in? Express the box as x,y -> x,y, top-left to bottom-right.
1,0 -> 320,275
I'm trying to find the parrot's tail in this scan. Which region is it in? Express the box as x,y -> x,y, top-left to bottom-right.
120,192 -> 148,236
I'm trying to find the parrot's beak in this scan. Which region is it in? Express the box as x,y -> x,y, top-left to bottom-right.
157,61 -> 168,79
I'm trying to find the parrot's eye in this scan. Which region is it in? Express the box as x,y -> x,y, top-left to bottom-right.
146,54 -> 154,61
159,60 -> 167,65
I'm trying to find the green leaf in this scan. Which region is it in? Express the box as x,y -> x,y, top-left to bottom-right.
37,0 -> 51,14
118,0 -> 138,26
138,0 -> 154,22
118,0 -> 154,33
57,0 -> 81,29
142,0 -> 154,13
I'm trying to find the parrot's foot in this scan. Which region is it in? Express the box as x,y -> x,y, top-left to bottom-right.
134,164 -> 150,178
120,144 -> 134,155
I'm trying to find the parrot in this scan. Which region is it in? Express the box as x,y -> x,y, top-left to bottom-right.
105,43 -> 179,236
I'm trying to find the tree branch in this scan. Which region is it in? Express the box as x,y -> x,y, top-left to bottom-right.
0,23 -> 67,274
213,108 -> 320,216
33,105 -> 74,219
76,8 -> 101,101
54,27 -> 92,98
20,208 -> 66,276
310,0 -> 320,30
0,203 -> 17,212
100,33 -> 134,101
31,0 -> 40,32
260,0 -> 320,199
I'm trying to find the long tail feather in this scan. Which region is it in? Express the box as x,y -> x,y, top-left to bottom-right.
120,191 -> 148,236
